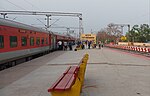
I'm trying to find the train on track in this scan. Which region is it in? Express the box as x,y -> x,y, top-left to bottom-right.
0,18 -> 75,70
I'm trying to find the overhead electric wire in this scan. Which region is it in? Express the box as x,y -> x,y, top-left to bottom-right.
0,6 -> 9,11
23,0 -> 46,26
5,0 -> 27,10
20,0 -> 52,28
4,0 -> 47,27
22,0 -> 47,27
36,18 -> 46,27
23,0 -> 40,10
50,18 -> 61,26
3,0 -> 81,33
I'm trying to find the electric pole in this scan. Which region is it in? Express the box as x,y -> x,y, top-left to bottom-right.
0,11 -> 83,38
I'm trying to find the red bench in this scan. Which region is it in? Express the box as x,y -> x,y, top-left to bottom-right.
48,54 -> 89,96
64,66 -> 79,74
48,66 -> 79,92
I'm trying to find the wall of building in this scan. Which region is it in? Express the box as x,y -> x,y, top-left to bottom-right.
118,42 -> 150,47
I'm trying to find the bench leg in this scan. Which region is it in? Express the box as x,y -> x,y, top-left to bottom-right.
78,54 -> 88,87
68,77 -> 82,96
51,91 -> 68,96
78,63 -> 87,87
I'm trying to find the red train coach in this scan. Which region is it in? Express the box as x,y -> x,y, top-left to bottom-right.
0,18 -> 52,70
0,18 -> 75,70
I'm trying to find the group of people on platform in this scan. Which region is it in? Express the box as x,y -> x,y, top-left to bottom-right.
58,40 -> 104,51
76,40 -> 104,49
58,41 -> 73,51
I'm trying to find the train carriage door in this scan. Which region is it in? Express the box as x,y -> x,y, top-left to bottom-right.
49,33 -> 51,50
51,34 -> 54,50
51,33 -> 56,50
53,35 -> 56,49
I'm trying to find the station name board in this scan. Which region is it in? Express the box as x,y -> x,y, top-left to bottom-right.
80,34 -> 96,44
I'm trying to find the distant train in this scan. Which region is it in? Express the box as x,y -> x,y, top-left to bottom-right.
0,18 -> 75,70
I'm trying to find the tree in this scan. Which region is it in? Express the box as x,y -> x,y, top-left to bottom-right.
126,24 -> 150,42
139,24 -> 150,42
97,28 -> 118,44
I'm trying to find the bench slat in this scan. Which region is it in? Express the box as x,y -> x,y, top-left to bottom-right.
63,66 -> 71,75
65,75 -> 75,90
48,74 -> 64,92
67,66 -> 79,74
48,66 -> 80,92
54,74 -> 73,91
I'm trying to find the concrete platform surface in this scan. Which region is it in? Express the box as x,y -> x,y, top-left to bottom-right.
0,48 -> 150,96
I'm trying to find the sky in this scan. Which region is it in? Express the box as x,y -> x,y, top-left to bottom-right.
0,0 -> 149,35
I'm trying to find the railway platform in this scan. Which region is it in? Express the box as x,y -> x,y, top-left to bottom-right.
0,47 -> 150,96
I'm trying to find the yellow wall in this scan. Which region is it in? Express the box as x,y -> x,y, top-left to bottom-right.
80,34 -> 96,44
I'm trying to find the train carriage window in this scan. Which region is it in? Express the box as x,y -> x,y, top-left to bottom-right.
0,35 -> 4,48
10,36 -> 17,48
30,37 -> 34,46
41,38 -> 44,45
21,37 -> 27,46
36,37 -> 40,45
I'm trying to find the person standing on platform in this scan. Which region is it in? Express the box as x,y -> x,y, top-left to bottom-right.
81,42 -> 85,49
85,40 -> 88,48
101,42 -> 104,48
68,41 -> 73,50
63,41 -> 68,51
58,41 -> 62,50
88,41 -> 91,49
98,41 -> 101,49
